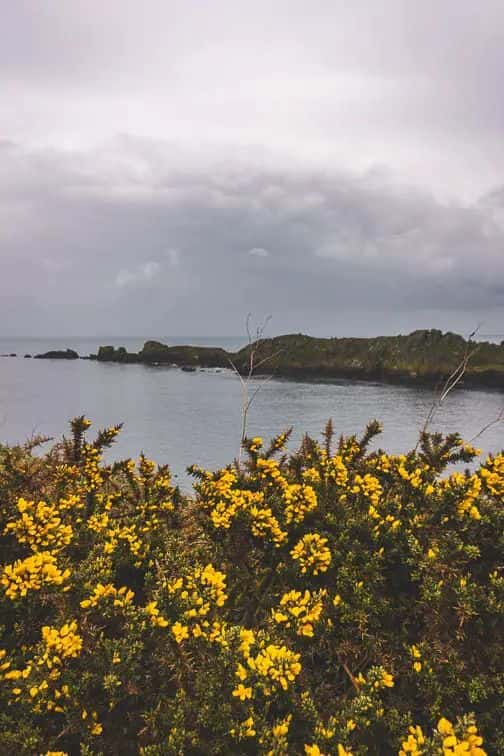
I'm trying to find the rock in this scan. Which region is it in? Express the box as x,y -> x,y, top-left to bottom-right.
34,349 -> 79,360
24,354 -> 32,358
96,345 -> 138,363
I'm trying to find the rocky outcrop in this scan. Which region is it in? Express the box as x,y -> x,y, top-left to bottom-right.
96,346 -> 139,363
139,341 -> 229,367
34,349 -> 79,360
231,330 -> 504,388
88,330 -> 504,389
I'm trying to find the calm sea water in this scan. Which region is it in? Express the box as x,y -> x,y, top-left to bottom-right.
0,336 -> 503,488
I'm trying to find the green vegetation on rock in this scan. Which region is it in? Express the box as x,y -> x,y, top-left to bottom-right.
96,330 -> 504,389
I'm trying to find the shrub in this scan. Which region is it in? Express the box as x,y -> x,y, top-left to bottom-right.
0,418 -> 502,754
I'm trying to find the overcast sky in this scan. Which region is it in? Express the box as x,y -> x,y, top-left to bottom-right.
2,0 -> 504,338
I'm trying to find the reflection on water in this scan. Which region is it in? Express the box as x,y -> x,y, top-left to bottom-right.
0,348 -> 502,489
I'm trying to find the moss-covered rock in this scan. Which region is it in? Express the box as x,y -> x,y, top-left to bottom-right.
93,330 -> 504,389
34,348 -> 79,360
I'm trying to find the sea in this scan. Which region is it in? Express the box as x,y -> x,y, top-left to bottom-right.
0,335 -> 503,489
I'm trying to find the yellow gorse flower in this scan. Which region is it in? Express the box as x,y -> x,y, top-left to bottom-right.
399,724 -> 425,755
145,600 -> 169,627
80,583 -> 134,609
273,589 -> 326,637
41,620 -> 83,667
290,533 -> 331,575
246,643 -> 302,693
304,745 -> 324,756
167,563 -> 228,642
272,714 -> 292,738
1,552 -> 71,599
4,498 -> 74,553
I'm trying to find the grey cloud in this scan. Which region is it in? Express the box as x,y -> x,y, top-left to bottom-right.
248,248 -> 270,258
115,261 -> 161,289
2,2 -> 504,337
0,139 -> 503,337
3,2 -> 504,200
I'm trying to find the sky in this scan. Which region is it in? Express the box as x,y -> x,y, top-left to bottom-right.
1,0 -> 504,339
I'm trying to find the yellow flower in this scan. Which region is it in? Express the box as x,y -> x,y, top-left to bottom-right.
399,724 -> 425,755
438,717 -> 454,735
145,601 -> 169,627
290,533 -> 332,575
236,663 -> 248,681
239,628 -> 255,657
1,552 -> 71,599
232,683 -> 252,700
40,621 -> 83,667
305,745 -> 324,756
241,716 -> 256,737
337,746 -> 353,756
249,437 -> 263,452
381,671 -> 394,688
272,714 -> 292,738
272,589 -> 326,637
171,622 -> 189,644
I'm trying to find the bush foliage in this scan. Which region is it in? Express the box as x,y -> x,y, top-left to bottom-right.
0,417 -> 502,755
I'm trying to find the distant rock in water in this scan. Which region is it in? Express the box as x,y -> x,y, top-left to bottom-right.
139,340 -> 228,367
24,354 -> 32,358
96,346 -> 139,363
34,349 -> 79,360
9,353 -> 17,357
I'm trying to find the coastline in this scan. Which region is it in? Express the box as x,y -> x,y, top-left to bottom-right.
9,328 -> 504,391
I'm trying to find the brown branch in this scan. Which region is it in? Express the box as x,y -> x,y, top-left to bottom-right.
340,659 -> 361,693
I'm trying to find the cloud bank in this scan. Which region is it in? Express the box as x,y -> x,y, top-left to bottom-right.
1,1 -> 503,336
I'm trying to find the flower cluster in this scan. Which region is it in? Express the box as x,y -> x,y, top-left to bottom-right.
234,635 -> 302,696
4,497 -> 74,552
273,589 -> 327,637
40,620 -> 83,668
80,583 -> 134,610
400,716 -> 486,756
166,563 -> 228,643
290,533 -> 332,575
1,551 -> 70,599
282,483 -> 318,524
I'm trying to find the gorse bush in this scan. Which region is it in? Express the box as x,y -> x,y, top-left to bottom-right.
0,417 -> 502,755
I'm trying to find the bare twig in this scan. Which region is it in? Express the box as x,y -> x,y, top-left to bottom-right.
470,407 -> 504,443
416,326 -> 481,447
228,314 -> 281,463
339,659 -> 361,694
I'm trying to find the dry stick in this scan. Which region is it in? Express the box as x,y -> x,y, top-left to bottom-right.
228,314 -> 278,464
416,327 -> 481,448
470,407 -> 504,443
340,659 -> 361,694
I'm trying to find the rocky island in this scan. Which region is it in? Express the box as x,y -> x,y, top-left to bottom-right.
86,330 -> 504,390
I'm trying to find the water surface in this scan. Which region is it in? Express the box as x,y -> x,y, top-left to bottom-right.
1,337 -> 502,488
